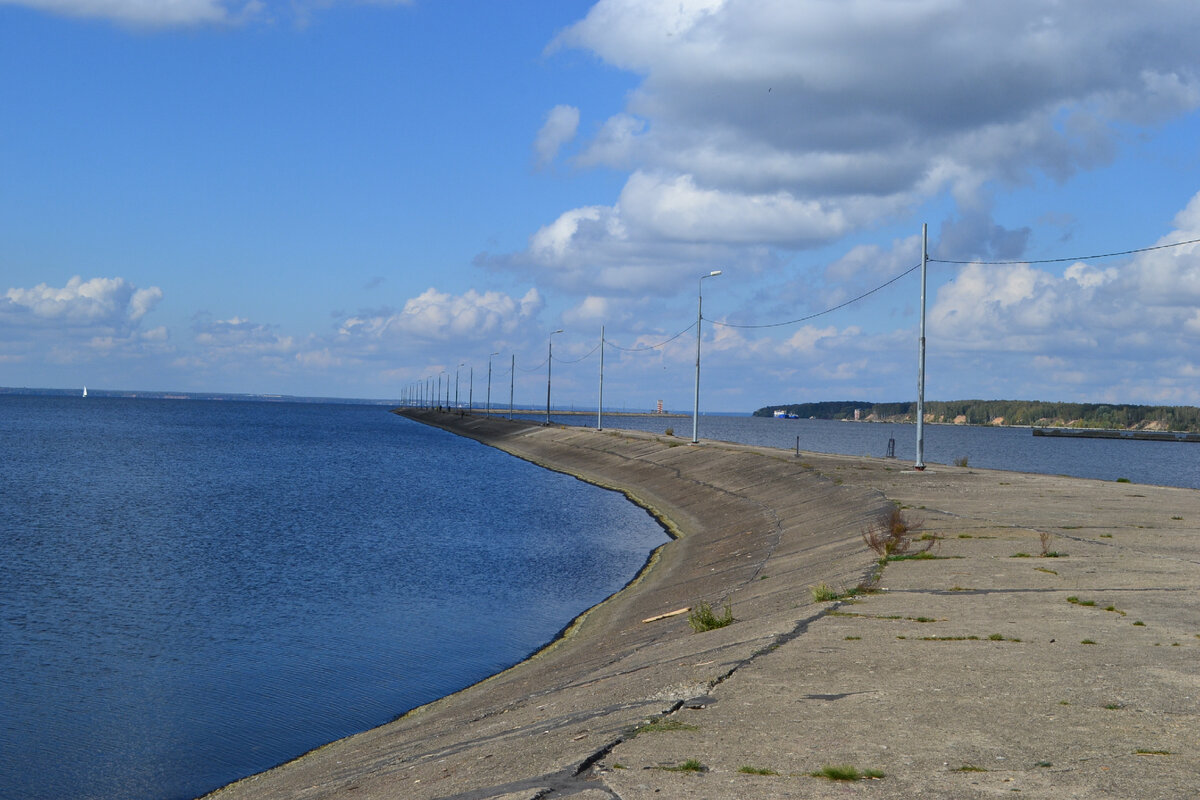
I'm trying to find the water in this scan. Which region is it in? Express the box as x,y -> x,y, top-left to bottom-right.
527,412 -> 1200,490
0,397 -> 669,800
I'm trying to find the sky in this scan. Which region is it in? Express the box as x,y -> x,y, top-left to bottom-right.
3,0 -> 1200,412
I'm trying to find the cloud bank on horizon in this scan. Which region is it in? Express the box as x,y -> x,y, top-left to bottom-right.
3,0 -> 1200,409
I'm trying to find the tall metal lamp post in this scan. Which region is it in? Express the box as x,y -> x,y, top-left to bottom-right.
546,329 -> 563,425
692,270 -> 722,443
486,352 -> 500,416
915,223 -> 928,470
455,363 -> 464,411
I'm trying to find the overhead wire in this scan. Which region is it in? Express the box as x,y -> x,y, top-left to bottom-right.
552,341 -> 602,364
707,262 -> 922,329
605,321 -> 697,352
929,236 -> 1200,265
433,233 -> 1199,381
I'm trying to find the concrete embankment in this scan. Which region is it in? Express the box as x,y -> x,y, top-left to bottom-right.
209,411 -> 1200,800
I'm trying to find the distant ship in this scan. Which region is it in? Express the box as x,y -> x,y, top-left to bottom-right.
773,409 -> 798,419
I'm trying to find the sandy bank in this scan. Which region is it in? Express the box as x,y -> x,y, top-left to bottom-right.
207,411 -> 1200,800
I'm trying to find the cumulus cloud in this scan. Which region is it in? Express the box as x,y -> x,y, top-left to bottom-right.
193,315 -> 296,354
2,275 -> 163,329
929,190 -> 1200,361
338,287 -> 544,343
534,105 -> 580,169
502,0 -> 1200,295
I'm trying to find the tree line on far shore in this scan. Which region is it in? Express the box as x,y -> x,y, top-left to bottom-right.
753,400 -> 1200,432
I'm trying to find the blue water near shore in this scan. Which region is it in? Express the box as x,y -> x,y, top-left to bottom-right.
528,412 -> 1200,490
0,397 -> 668,800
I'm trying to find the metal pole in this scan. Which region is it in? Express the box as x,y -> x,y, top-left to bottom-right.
915,223 -> 928,470
692,270 -> 721,443
468,366 -> 473,414
546,329 -> 562,425
509,354 -> 515,420
597,325 -> 605,431
455,365 -> 461,410
487,356 -> 493,416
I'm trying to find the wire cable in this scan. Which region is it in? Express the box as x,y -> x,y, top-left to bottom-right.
605,321 -> 698,352
708,262 -> 922,329
552,342 -> 601,365
930,236 -> 1200,265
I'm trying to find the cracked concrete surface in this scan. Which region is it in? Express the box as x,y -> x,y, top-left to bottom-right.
205,411 -> 1200,800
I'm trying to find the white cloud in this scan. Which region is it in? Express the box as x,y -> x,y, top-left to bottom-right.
503,1 -> 1200,295
563,296 -> 615,326
193,315 -> 295,354
338,287 -> 544,344
534,105 -> 580,169
2,275 -> 163,329
928,189 -> 1200,361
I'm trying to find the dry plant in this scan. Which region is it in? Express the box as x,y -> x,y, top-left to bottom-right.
862,507 -> 935,559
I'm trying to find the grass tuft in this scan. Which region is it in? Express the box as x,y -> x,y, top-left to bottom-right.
810,764 -> 884,781
661,759 -> 705,773
738,765 -> 779,775
688,600 -> 734,632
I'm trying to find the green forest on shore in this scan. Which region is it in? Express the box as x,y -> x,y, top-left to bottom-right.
753,400 -> 1200,432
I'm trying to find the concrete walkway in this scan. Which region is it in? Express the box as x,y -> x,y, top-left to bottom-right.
208,411 -> 1200,800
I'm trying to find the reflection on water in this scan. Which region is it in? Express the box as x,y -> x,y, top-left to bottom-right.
1,397 -> 667,800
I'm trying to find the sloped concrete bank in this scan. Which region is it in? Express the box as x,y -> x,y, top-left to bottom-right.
209,411 -> 1200,800
207,411 -> 887,799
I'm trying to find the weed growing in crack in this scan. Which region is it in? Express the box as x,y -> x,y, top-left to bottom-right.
688,600 -> 734,632
738,765 -> 779,775
862,508 -> 933,560
660,759 -> 706,773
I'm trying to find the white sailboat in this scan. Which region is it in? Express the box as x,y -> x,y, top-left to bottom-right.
82,386 -> 87,398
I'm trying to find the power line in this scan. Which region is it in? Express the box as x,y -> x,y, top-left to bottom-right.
930,236 -> 1200,265
708,262 -> 922,329
605,321 -> 697,352
553,341 -> 601,365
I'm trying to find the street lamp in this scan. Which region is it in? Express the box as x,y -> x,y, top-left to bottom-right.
486,352 -> 499,416
546,329 -> 563,425
597,325 -> 605,431
455,363 -> 464,411
692,270 -> 722,443
468,366 -> 474,413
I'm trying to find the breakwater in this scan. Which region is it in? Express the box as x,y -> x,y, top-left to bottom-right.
208,411 -> 1200,799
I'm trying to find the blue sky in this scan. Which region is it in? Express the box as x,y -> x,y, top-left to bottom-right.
3,0 -> 1200,412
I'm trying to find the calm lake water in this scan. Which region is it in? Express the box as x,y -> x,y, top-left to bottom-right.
0,397 -> 668,800
527,412 -> 1200,490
